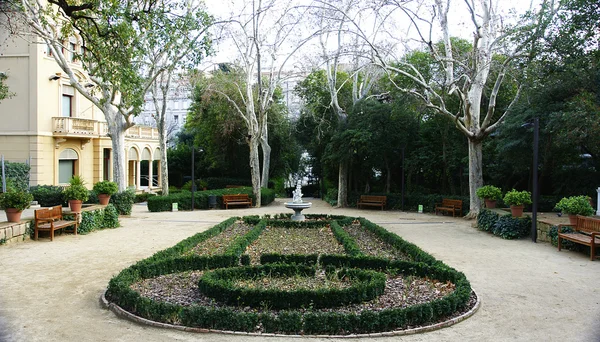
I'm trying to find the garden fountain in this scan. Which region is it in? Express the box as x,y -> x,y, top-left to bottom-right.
285,182 -> 312,221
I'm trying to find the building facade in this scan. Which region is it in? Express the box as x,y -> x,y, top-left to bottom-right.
0,32 -> 161,190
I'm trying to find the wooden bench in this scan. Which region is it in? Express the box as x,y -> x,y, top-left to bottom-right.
357,195 -> 387,210
435,199 -> 463,217
34,205 -> 79,241
558,215 -> 600,261
222,194 -> 252,209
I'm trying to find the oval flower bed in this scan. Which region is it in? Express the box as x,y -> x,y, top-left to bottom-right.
104,215 -> 477,335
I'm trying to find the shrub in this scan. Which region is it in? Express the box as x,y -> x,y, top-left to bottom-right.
503,189 -> 532,206
491,215 -> 531,239
146,187 -> 276,212
135,193 -> 157,203
110,188 -> 136,215
63,176 -> 89,202
554,196 -> 594,216
30,185 -> 66,207
0,161 -> 30,192
93,181 -> 118,195
103,204 -> 120,228
476,209 -> 500,232
476,185 -> 502,201
0,188 -> 33,210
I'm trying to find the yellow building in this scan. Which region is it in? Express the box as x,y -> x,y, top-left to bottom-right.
0,34 -> 161,190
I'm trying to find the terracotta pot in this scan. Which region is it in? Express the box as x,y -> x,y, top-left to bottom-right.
98,194 -> 111,205
510,205 -> 524,217
484,199 -> 497,209
5,208 -> 23,223
568,214 -> 578,226
69,200 -> 83,212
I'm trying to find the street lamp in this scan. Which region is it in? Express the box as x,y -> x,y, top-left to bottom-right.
522,118 -> 540,243
190,146 -> 202,211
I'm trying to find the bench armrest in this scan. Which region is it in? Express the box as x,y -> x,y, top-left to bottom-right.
557,223 -> 574,233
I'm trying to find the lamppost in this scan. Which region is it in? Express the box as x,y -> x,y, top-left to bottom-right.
190,146 -> 202,211
523,118 -> 540,242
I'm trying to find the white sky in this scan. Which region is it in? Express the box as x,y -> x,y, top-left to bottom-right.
200,0 -> 542,71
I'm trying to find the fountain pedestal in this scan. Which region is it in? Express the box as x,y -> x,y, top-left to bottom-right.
285,202 -> 312,221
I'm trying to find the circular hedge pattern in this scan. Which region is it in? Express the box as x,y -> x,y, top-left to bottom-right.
198,264 -> 386,309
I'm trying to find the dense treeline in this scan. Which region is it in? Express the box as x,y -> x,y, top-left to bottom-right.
168,0 -> 598,204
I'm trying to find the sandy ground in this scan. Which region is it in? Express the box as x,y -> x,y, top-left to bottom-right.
1,198 -> 599,342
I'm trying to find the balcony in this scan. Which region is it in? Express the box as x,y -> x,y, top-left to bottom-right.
52,117 -> 158,140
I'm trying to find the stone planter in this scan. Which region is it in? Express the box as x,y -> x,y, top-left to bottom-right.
484,199 -> 497,209
510,205 -> 524,217
69,200 -> 83,212
5,208 -> 23,223
98,194 -> 111,205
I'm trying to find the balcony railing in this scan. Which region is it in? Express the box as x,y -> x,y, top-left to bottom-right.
53,117 -> 158,140
53,117 -> 98,136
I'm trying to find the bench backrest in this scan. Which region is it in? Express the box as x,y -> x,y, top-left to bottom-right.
223,194 -> 250,201
360,195 -> 387,203
442,199 -> 462,209
34,205 -> 63,221
575,215 -> 600,234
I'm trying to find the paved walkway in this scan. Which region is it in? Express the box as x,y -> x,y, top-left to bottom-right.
0,198 -> 599,342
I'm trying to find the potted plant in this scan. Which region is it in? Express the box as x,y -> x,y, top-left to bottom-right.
503,189 -> 532,217
0,188 -> 34,223
63,176 -> 89,212
555,195 -> 594,225
93,180 -> 118,205
476,185 -> 502,209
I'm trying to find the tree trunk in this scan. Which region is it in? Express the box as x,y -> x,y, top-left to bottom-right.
260,135 -> 271,189
337,161 -> 348,207
158,122 -> 169,196
466,138 -> 483,218
105,107 -> 128,191
249,135 -> 261,207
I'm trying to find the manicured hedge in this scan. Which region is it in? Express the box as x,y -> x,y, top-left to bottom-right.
147,187 -> 276,212
198,265 -> 385,309
105,215 -> 473,335
330,220 -> 362,256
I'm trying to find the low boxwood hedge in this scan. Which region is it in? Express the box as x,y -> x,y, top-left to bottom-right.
198,265 -> 386,309
105,215 -> 473,335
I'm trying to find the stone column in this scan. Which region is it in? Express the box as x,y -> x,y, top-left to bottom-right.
136,160 -> 141,190
597,187 -> 600,216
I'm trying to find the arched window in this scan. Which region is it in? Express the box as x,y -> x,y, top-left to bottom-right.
58,148 -> 78,184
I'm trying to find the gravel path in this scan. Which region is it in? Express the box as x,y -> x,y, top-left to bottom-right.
1,198 -> 599,342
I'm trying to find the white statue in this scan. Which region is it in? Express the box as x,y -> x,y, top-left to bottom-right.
292,182 -> 303,203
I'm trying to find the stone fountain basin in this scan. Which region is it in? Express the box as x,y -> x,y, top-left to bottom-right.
284,202 -> 312,221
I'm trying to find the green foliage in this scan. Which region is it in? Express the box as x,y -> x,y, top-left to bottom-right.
198,265 -> 386,309
103,204 -> 120,228
62,176 -> 89,202
0,72 -> 15,103
476,209 -> 500,232
0,161 -> 30,192
105,215 -> 472,335
0,188 -> 33,210
147,187 -> 275,212
29,185 -> 65,207
492,215 -> 532,240
503,189 -> 532,206
110,188 -> 136,215
476,185 -> 502,201
330,221 -> 362,256
93,181 -> 118,195
554,196 -> 594,216
134,193 -> 157,203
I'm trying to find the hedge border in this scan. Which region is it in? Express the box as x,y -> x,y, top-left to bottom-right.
101,289 -> 480,338
104,214 -> 475,335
